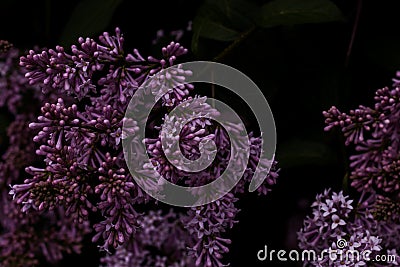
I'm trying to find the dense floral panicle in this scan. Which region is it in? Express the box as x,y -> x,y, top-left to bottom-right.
298,189 -> 353,249
0,44 -> 95,266
324,83 -> 400,266
15,28 -> 196,251
101,210 -> 196,267
155,65 -> 194,107
7,26 -> 280,266
20,44 -> 98,99
97,27 -> 124,61
20,27 -> 190,103
97,28 -> 140,106
92,153 -> 140,252
145,96 -> 279,195
344,191 -> 400,248
145,113 -> 215,184
96,40 -> 191,109
318,231 -> 386,267
234,133 -> 279,195
29,98 -> 79,144
323,105 -> 378,145
324,81 -> 400,196
298,189 -> 400,266
182,193 -> 239,267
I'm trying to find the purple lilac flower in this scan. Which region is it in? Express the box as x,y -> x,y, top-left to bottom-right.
92,153 -> 141,252
304,71 -> 400,266
323,78 -> 400,197
145,96 -> 279,193
101,210 -> 196,267
6,27 -> 280,267
144,109 -> 278,266
13,28 -> 192,251
0,43 -> 91,266
298,189 -> 400,266
183,193 -> 239,267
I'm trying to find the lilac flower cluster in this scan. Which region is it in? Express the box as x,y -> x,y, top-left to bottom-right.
101,194 -> 241,267
0,43 -> 91,266
323,81 -> 400,195
101,209 -> 195,267
184,193 -> 239,267
298,73 -> 400,266
322,73 -> 400,222
13,28 -> 192,253
145,96 -> 278,195
298,189 -> 400,266
3,27 -> 279,266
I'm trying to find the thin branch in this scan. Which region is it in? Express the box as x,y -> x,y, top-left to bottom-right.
345,0 -> 363,67
213,26 -> 256,62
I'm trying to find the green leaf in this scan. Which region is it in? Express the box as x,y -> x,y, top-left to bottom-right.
211,0 -> 258,30
191,0 -> 259,53
191,19 -> 202,55
190,0 -> 258,57
59,0 -> 122,46
257,0 -> 344,28
192,15 -> 240,42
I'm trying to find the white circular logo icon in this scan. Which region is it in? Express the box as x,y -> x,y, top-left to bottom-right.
122,61 -> 276,207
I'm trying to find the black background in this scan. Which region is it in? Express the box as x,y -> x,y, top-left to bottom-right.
2,0 -> 400,266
